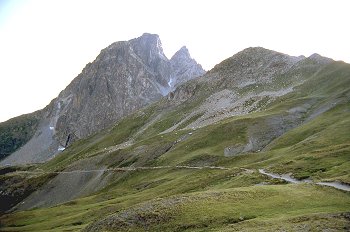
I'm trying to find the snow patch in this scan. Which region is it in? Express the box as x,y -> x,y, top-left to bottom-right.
58,146 -> 65,151
168,77 -> 174,88
155,82 -> 171,96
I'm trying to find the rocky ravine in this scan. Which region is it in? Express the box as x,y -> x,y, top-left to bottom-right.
0,33 -> 204,166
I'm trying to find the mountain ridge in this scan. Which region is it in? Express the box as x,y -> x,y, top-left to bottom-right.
0,33 -> 204,166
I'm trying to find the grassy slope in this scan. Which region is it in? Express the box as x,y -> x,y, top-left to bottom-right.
0,112 -> 39,160
1,61 -> 350,231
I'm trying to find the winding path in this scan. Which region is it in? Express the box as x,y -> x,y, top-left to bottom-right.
10,166 -> 349,192
259,169 -> 350,192
13,165 -> 229,175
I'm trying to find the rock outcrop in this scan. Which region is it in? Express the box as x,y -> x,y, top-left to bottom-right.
169,46 -> 205,88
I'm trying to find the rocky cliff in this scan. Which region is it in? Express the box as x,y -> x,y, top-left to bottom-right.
0,33 -> 204,166
169,46 -> 205,88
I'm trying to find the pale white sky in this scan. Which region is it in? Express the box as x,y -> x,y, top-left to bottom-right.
0,0 -> 349,122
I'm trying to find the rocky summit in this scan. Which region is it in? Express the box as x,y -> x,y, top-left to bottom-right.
169,46 -> 205,88
0,33 -> 204,166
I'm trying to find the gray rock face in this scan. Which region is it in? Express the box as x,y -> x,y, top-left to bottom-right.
170,46 -> 205,88
53,34 -> 170,145
53,34 -> 204,146
1,33 -> 204,166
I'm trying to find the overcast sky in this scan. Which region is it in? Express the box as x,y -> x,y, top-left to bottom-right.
0,0 -> 349,122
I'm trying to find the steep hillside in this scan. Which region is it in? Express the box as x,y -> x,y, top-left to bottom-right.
0,48 -> 349,231
0,33 -> 204,166
0,112 -> 40,161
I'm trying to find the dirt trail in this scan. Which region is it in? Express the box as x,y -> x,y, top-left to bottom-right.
11,167 -> 349,192
13,165 -> 230,175
259,169 -> 350,192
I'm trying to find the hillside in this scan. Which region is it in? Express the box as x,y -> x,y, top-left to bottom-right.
0,112 -> 40,160
0,47 -> 349,231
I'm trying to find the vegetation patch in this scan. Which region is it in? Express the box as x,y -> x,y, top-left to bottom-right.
0,113 -> 39,160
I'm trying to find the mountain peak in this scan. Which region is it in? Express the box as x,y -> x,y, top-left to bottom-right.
130,33 -> 168,63
178,46 -> 189,53
171,46 -> 191,61
308,53 -> 333,64
238,47 -> 278,56
171,46 -> 189,60
169,46 -> 205,88
128,33 -> 171,89
141,32 -> 160,38
208,47 -> 305,83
